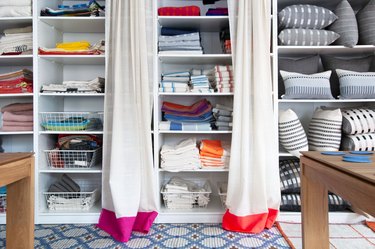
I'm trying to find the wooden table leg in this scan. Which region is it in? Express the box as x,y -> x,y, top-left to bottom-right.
6,158 -> 34,249
301,159 -> 329,249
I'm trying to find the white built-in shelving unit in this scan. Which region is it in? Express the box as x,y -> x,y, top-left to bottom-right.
154,0 -> 233,223
0,0 -> 106,224
274,0 -> 373,222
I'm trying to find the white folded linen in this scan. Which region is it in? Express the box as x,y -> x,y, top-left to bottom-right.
0,6 -> 31,17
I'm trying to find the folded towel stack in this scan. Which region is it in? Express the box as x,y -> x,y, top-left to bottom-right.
0,26 -> 32,55
159,28 -> 203,55
41,77 -> 105,93
0,69 -> 33,93
190,69 -> 214,93
159,71 -> 190,93
162,177 -> 211,209
41,1 -> 105,17
206,65 -> 234,93
160,99 -> 214,131
199,140 -> 230,169
213,104 -> 233,131
158,6 -> 200,16
39,40 -> 105,55
160,138 -> 200,171
1,102 -> 33,131
0,0 -> 31,17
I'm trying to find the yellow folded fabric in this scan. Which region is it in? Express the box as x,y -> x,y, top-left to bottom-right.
56,41 -> 91,51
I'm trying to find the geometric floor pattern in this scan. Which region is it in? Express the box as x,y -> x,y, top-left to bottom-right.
0,223 -> 291,249
278,221 -> 375,249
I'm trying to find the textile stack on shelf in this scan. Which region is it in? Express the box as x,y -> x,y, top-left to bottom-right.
220,28 -> 231,54
1,103 -> 33,132
39,40 -> 105,55
159,99 -> 214,131
161,177 -> 211,209
0,26 -> 33,55
158,5 -> 200,16
160,138 -> 200,171
190,69 -> 213,93
158,27 -> 203,55
0,69 -> 33,93
41,77 -> 105,94
40,0 -> 105,17
213,104 -> 233,130
159,71 -> 190,93
206,8 -> 228,16
0,0 -> 32,17
205,65 -> 234,93
199,140 -> 230,169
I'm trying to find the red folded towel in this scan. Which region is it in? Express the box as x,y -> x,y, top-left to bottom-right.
158,6 -> 200,16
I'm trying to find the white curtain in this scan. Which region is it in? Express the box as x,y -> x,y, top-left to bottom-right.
223,0 -> 281,233
97,0 -> 158,242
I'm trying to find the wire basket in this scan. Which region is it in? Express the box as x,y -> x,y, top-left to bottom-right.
161,179 -> 212,209
45,147 -> 102,169
0,194 -> 6,213
43,182 -> 100,211
218,182 -> 227,208
40,112 -> 103,131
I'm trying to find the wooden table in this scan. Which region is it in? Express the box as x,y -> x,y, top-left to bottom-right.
0,153 -> 34,249
300,151 -> 375,249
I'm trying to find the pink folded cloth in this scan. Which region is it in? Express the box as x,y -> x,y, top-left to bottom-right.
1,103 -> 33,113
2,121 -> 33,127
2,111 -> 33,122
1,125 -> 33,131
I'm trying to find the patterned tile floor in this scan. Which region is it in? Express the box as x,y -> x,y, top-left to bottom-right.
278,222 -> 375,249
0,223 -> 291,249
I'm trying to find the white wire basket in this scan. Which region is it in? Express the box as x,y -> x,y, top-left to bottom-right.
218,182 -> 227,208
43,182 -> 100,211
0,194 -> 6,213
44,147 -> 102,169
40,112 -> 103,131
161,179 -> 212,209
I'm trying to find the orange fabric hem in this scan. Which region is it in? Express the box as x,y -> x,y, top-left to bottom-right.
222,208 -> 279,233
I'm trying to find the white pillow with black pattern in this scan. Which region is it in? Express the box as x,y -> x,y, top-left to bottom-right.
341,133 -> 375,151
308,107 -> 342,151
279,109 -> 308,158
280,70 -> 334,99
337,69 -> 375,99
279,4 -> 338,29
342,108 -> 375,135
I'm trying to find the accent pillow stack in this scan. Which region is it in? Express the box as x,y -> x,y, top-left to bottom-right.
341,108 -> 375,151
278,4 -> 339,46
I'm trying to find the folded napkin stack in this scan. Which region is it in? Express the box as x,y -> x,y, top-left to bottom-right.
159,28 -> 203,55
41,77 -> 105,93
205,65 -> 234,93
0,0 -> 31,17
0,26 -> 32,55
0,69 -> 33,93
159,71 -> 190,93
39,40 -> 105,55
190,69 -> 214,93
212,104 -> 233,130
199,140 -> 230,169
1,102 -> 33,131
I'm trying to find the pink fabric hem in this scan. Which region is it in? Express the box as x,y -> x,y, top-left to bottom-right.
97,209 -> 158,242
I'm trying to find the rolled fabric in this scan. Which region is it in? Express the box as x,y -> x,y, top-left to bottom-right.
2,111 -> 33,122
0,6 -> 31,17
1,102 -> 33,112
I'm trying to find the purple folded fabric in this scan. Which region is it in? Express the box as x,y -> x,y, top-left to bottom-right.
2,121 -> 33,127
206,8 -> 228,16
1,103 -> 33,113
3,111 -> 33,122
1,125 -> 33,131
162,99 -> 212,117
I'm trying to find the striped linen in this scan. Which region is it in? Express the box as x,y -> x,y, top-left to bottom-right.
308,107 -> 342,151
357,0 -> 375,45
278,29 -> 340,46
342,108 -> 375,135
279,109 -> 308,158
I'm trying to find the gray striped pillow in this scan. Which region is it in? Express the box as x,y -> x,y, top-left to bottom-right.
357,0 -> 375,45
279,4 -> 338,29
308,107 -> 342,151
279,29 -> 340,46
279,109 -> 308,158
280,70 -> 334,99
328,0 -> 358,48
337,69 -> 375,99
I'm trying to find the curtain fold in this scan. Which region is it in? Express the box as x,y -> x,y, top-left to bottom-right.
223,0 -> 280,233
97,0 -> 157,242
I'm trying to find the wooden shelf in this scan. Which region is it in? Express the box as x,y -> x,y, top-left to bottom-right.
39,17 -> 105,33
